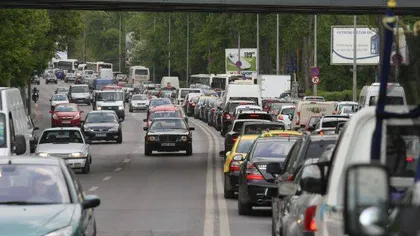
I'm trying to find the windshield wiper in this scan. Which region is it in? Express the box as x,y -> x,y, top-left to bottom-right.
0,201 -> 54,205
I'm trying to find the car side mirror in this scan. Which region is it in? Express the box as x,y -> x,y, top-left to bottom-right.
344,164 -> 390,236
219,151 -> 226,158
266,163 -> 283,175
82,195 -> 101,209
299,163 -> 326,195
232,154 -> 244,161
143,127 -> 148,131
189,127 -> 195,131
143,119 -> 147,122
278,181 -> 298,197
33,127 -> 39,131
14,135 -> 27,155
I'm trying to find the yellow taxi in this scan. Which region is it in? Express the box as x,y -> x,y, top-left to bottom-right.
222,130 -> 302,199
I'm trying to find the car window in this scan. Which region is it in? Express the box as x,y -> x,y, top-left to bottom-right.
55,104 -> 78,112
321,118 -> 349,128
236,139 -> 255,153
369,96 -> 404,106
237,113 -> 271,121
70,86 -> 89,93
281,107 -> 295,115
283,139 -> 303,173
303,140 -> 337,160
251,140 -> 295,159
150,99 -> 172,107
132,95 -> 148,100
86,113 -> 117,123
0,164 -> 71,204
96,92 -> 124,101
150,119 -> 187,130
151,111 -> 181,119
242,123 -> 284,135
39,130 -> 84,144
53,94 -> 68,101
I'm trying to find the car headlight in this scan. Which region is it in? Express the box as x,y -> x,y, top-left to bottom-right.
119,105 -> 124,110
97,106 -> 102,110
74,113 -> 80,119
43,225 -> 73,236
179,136 -> 188,142
37,152 -> 49,157
147,136 -> 158,141
70,152 -> 84,158
83,125 -> 92,131
109,124 -> 119,132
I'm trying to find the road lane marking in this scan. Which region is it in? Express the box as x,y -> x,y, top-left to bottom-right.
192,119 -> 231,236
123,159 -> 131,163
103,176 -> 112,181
114,167 -> 123,172
89,186 -> 99,192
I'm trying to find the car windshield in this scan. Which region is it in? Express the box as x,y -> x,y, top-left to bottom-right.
71,86 -> 89,93
322,118 -> 349,128
86,113 -> 117,123
39,130 -> 84,144
305,140 -> 338,159
132,95 -> 148,101
150,99 -> 171,107
281,107 -> 295,115
97,92 -> 124,101
52,95 -> 67,101
252,140 -> 295,158
0,164 -> 71,204
151,111 -> 180,119
57,88 -> 68,93
237,113 -> 272,121
55,104 -> 78,112
236,139 -> 255,153
150,119 -> 187,130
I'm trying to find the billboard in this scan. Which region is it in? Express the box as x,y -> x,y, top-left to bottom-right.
225,48 -> 257,76
331,26 -> 380,65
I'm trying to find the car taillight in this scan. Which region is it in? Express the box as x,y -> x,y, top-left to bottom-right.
286,175 -> 294,181
52,113 -> 58,119
225,113 -> 231,120
246,163 -> 264,180
406,156 -> 414,162
229,160 -> 241,172
303,206 -> 317,232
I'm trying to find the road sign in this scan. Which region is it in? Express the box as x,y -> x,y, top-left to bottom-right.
312,76 -> 320,85
236,61 -> 242,68
311,67 -> 320,77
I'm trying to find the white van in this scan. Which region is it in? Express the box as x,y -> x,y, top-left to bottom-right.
291,101 -> 335,130
0,88 -> 30,156
359,82 -> 406,108
94,90 -> 125,120
177,88 -> 202,105
99,68 -> 114,80
161,76 -> 180,89
222,81 -> 261,106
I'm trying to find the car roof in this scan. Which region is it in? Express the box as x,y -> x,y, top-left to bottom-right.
87,110 -> 116,114
255,136 -> 300,143
237,110 -> 269,114
0,156 -> 61,165
236,105 -> 261,109
151,105 -> 178,111
233,119 -> 267,124
228,100 -> 256,104
309,134 -> 339,141
242,120 -> 273,125
152,117 -> 185,121
70,84 -> 88,87
43,127 -> 82,131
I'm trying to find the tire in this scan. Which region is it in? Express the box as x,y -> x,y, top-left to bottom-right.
87,101 -> 91,106
145,145 -> 152,156
55,81 -> 58,84
81,159 -> 90,174
116,134 -> 123,143
238,199 -> 252,215
129,108 -> 133,113
50,106 -> 54,111
45,81 -> 48,84
37,82 -> 40,85
186,144 -> 193,156
224,176 -> 235,199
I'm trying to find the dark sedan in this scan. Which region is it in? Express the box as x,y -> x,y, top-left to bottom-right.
144,118 -> 195,156
224,119 -> 272,152
82,110 -> 123,143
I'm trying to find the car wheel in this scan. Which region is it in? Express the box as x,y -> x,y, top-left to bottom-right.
46,81 -> 48,84
37,82 -> 40,85
186,144 -> 193,156
87,101 -> 91,106
116,134 -> 123,144
129,108 -> 133,113
224,175 -> 235,199
50,106 -> 54,111
55,81 -> 58,84
238,198 -> 252,215
81,159 -> 90,174
145,145 -> 152,156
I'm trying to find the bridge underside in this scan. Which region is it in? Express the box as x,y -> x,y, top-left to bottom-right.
1,1 -> 419,15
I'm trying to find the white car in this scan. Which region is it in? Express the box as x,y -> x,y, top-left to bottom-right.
65,73 -> 77,82
50,94 -> 69,111
35,127 -> 92,174
233,104 -> 262,118
129,94 -> 150,112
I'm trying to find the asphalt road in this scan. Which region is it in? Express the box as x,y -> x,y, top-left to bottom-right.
32,79 -> 271,236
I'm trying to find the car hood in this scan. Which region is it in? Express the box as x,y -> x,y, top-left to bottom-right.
71,93 -> 89,98
55,112 -> 78,117
148,130 -> 189,135
85,122 -> 117,128
51,101 -> 68,106
36,143 -> 86,154
97,101 -> 122,106
0,204 -> 75,236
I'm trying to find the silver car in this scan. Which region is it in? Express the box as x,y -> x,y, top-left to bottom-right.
35,127 -> 92,174
129,94 -> 149,112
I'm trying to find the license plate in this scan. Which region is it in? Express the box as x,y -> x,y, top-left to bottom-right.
96,134 -> 107,137
62,120 -> 71,124
161,143 -> 175,147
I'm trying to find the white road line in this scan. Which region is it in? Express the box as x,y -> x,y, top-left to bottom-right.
123,159 -> 131,163
89,186 -> 99,192
103,176 -> 112,181
114,167 -> 123,172
194,119 -> 231,236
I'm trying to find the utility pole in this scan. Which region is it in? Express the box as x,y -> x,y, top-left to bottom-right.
237,33 -> 241,75
118,13 -> 122,72
352,15 -> 357,101
82,26 -> 86,63
256,14 -> 260,76
168,15 -> 171,77
276,14 -> 280,75
313,15 -> 318,96
186,13 -> 190,86
153,16 -> 156,82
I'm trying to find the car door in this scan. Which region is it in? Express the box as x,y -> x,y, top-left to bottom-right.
68,166 -> 96,235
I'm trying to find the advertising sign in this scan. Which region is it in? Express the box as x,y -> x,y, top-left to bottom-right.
331,26 -> 380,65
225,48 -> 257,76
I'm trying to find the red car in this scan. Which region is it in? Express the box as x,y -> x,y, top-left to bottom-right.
50,103 -> 83,127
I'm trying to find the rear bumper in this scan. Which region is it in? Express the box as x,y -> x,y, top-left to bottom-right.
245,182 -> 276,206
63,158 -> 87,169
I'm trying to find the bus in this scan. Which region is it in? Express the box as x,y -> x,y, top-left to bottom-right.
57,59 -> 79,73
128,66 -> 150,86
86,61 -> 113,73
190,74 -> 214,87
210,74 -> 248,90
